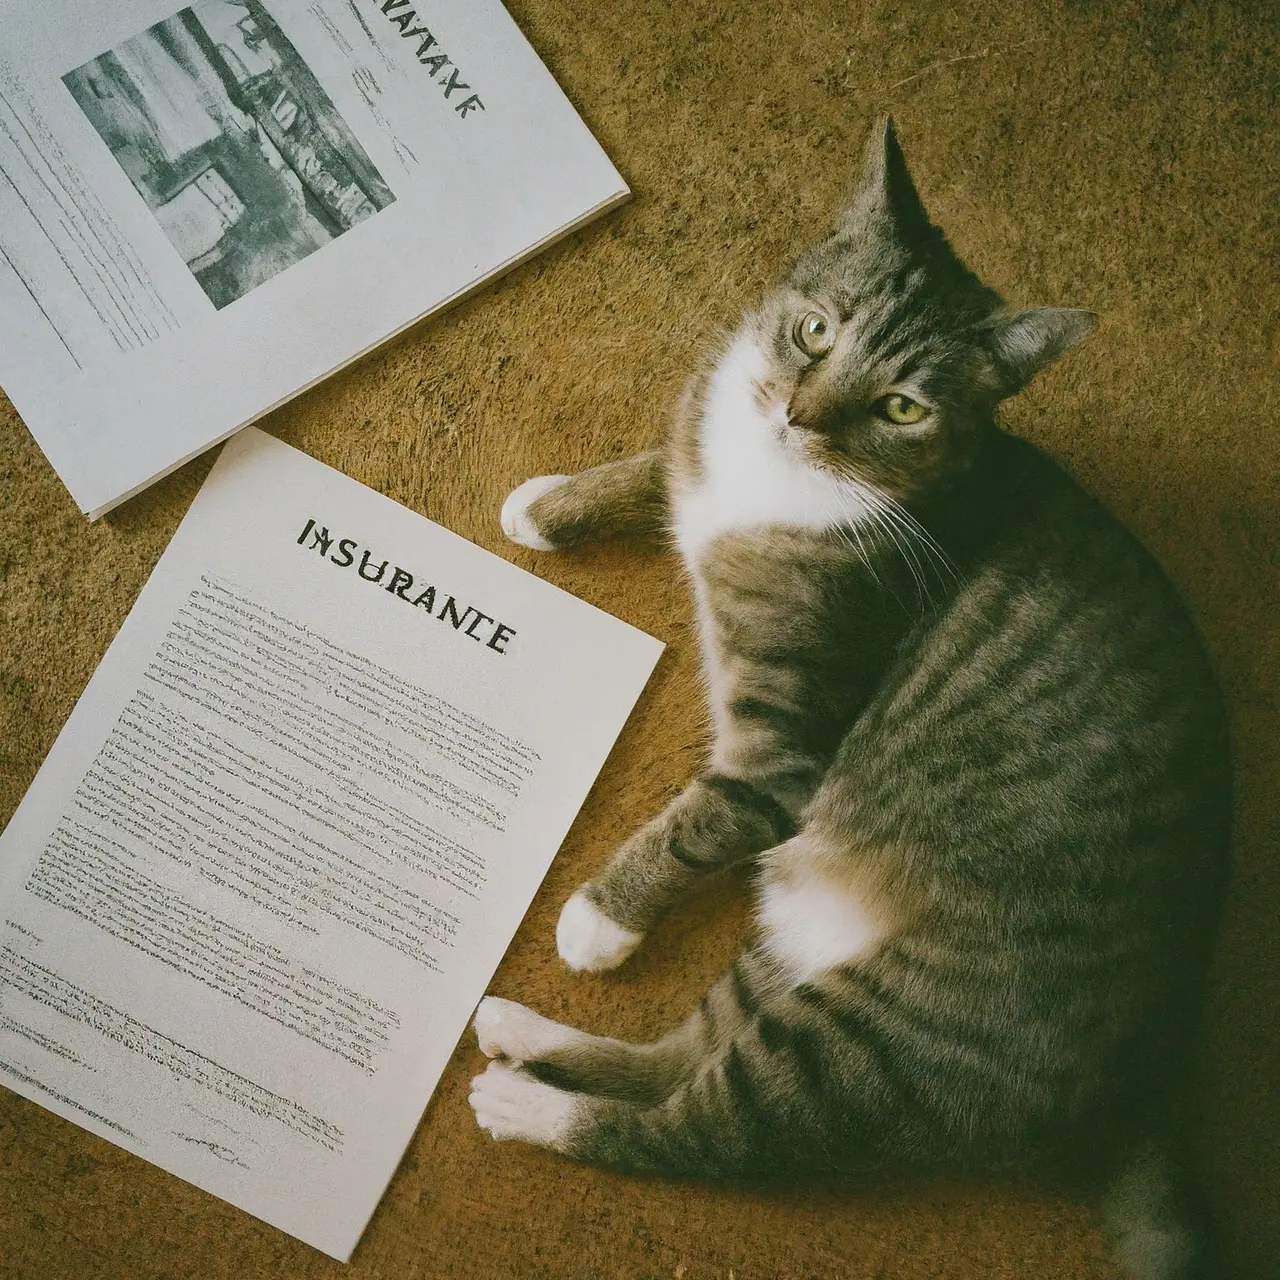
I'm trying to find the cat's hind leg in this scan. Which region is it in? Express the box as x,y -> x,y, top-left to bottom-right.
471,948 -> 879,1179
501,450 -> 667,550
474,949 -> 775,1106
474,997 -> 681,1105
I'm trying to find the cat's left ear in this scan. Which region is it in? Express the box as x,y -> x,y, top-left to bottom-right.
982,307 -> 1098,396
843,116 -> 933,242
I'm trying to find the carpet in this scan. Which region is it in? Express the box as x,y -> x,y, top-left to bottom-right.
2,0 -> 1277,1276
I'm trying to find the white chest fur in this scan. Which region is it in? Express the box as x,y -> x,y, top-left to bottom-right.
757,867 -> 887,985
671,334 -> 874,563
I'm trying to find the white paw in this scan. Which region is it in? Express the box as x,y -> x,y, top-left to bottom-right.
474,996 -> 568,1063
556,891 -> 644,972
500,475 -> 569,551
469,1059 -> 577,1149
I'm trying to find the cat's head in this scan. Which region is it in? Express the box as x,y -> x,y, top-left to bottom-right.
748,117 -> 1095,502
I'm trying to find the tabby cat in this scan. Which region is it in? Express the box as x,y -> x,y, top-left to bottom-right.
468,119 -> 1230,1280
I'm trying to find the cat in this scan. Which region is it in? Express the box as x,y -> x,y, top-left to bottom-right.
468,118 -> 1230,1280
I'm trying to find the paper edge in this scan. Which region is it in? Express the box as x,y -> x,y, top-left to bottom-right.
72,185 -> 630,519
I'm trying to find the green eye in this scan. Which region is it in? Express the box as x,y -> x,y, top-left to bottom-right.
876,393 -> 929,425
793,310 -> 835,357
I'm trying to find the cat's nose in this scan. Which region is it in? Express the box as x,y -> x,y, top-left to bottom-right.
787,392 -> 842,436
786,373 -> 843,433
786,386 -> 820,431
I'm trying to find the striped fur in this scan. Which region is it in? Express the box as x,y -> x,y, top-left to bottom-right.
473,119 -> 1230,1279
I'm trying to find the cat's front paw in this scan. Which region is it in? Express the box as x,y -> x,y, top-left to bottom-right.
556,891 -> 644,972
474,996 -> 568,1063
469,1059 -> 578,1149
501,475 -> 570,551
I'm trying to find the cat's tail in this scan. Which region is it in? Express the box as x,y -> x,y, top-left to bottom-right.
1101,1136 -> 1218,1280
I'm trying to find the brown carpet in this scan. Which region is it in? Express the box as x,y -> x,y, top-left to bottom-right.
2,1 -> 1277,1276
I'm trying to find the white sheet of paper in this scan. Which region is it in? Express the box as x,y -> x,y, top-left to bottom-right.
0,428 -> 663,1260
0,0 -> 627,517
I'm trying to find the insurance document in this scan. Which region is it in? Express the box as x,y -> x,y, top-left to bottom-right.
0,429 -> 662,1259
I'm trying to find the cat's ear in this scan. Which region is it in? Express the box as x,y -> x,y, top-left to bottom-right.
843,116 -> 932,241
983,307 -> 1098,395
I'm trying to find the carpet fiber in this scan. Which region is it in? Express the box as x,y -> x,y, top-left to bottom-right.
2,1 -> 1277,1276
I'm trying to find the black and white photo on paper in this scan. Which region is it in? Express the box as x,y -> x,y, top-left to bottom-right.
63,0 -> 395,310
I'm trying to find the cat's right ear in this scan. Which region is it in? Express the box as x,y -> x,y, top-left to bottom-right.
983,307 -> 1098,396
841,116 -> 933,243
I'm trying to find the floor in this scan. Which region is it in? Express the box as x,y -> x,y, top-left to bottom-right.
2,0 -> 1277,1276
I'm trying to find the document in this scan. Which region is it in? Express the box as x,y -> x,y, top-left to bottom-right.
0,429 -> 663,1260
0,0 -> 627,516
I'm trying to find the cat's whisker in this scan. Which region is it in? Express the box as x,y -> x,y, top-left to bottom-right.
890,511 -> 950,607
880,512 -> 947,604
832,519 -> 883,587
866,493 -> 957,602
877,494 -> 959,586
863,502 -> 936,610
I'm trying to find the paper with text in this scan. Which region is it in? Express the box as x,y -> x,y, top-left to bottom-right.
0,429 -> 663,1259
0,0 -> 627,517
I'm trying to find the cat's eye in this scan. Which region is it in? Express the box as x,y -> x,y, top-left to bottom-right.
875,393 -> 929,426
793,310 -> 835,358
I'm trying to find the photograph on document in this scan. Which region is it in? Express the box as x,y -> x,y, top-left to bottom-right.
63,0 -> 396,310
